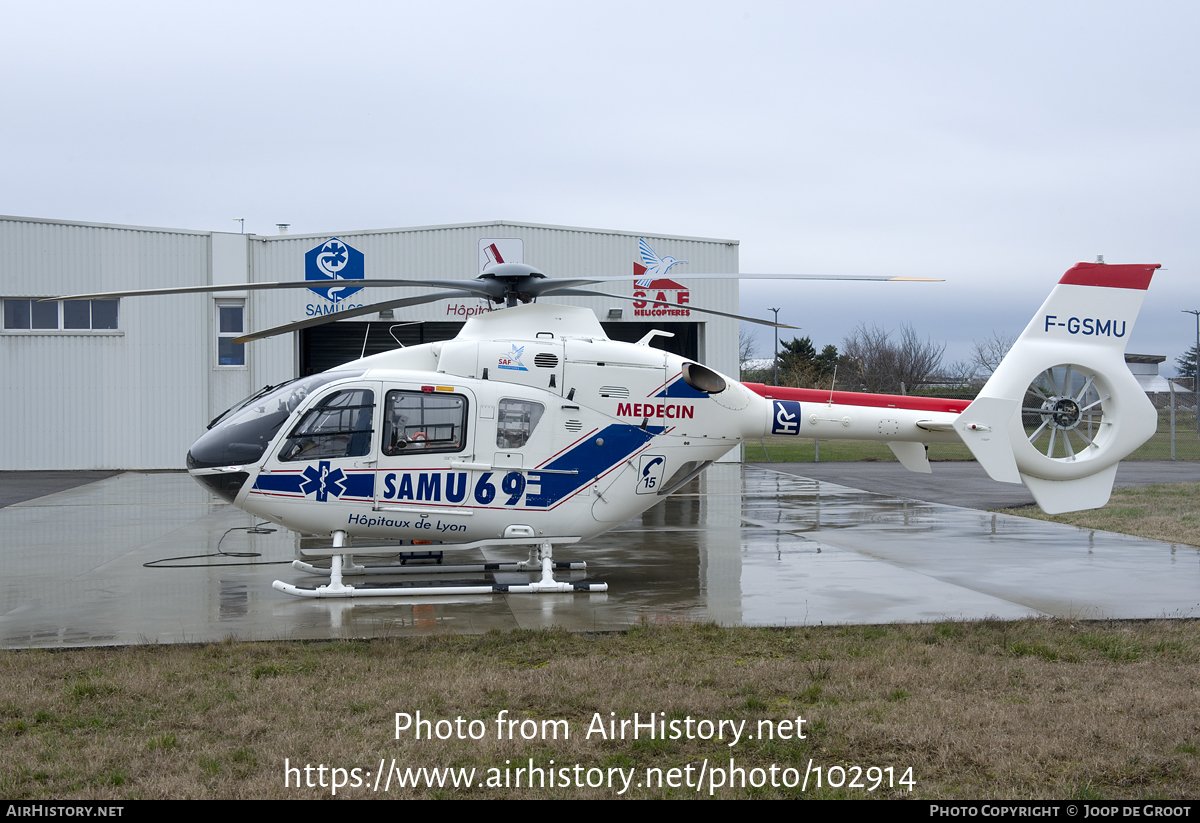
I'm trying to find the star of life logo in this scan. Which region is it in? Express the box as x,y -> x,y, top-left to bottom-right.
305,238 -> 365,304
299,461 -> 347,502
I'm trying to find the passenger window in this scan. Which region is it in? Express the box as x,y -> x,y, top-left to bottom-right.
383,391 -> 467,456
279,389 -> 374,462
496,399 -> 545,449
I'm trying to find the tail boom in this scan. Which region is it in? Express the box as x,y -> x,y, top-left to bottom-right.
743,383 -> 968,475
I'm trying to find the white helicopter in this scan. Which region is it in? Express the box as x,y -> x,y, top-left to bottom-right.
54,260 -> 1160,598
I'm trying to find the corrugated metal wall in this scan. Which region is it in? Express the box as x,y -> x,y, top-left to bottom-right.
1,217 -> 211,469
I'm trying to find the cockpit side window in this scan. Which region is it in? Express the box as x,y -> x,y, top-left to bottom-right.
496,399 -> 545,449
383,391 -> 467,456
278,388 -> 375,462
188,371 -> 366,469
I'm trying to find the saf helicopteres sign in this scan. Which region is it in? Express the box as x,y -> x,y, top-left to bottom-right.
633,238 -> 691,318
305,238 -> 366,317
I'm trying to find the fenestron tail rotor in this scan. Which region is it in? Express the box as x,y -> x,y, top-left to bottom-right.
1021,365 -> 1107,461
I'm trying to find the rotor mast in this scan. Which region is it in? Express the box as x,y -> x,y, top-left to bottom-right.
478,262 -> 548,307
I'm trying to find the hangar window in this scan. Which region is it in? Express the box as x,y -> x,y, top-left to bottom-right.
279,388 -> 375,462
3,298 -> 118,330
383,391 -> 467,456
216,300 -> 245,366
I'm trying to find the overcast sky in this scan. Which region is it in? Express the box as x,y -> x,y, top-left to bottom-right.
3,1 -> 1196,372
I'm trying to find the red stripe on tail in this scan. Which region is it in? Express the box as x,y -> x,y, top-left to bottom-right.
1058,262 -> 1159,290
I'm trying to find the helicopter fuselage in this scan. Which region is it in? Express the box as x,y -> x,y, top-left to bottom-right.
186,303 -> 784,544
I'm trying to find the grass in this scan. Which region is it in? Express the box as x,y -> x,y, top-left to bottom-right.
3,621 -> 1200,799
1003,482 -> 1200,548
744,440 -> 975,463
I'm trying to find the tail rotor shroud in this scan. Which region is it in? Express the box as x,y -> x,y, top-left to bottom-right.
960,262 -> 1162,512
1022,364 -> 1107,462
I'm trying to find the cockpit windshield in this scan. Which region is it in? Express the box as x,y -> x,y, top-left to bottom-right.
187,371 -> 365,469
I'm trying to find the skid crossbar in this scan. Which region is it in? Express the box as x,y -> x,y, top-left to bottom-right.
272,533 -> 606,598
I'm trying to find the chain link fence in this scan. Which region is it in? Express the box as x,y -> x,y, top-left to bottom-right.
1131,391 -> 1200,461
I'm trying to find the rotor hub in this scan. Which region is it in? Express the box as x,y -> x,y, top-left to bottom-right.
1039,396 -> 1082,431
477,263 -> 547,306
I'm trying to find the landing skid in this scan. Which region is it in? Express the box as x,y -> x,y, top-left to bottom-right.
271,532 -> 607,598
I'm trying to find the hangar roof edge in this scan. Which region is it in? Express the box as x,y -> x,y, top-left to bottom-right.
245,219 -> 739,246
0,215 -> 739,246
0,213 -> 213,237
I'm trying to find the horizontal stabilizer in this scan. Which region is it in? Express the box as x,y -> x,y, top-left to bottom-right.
954,397 -> 1021,484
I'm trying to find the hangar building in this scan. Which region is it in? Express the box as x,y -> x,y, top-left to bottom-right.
0,215 -> 740,470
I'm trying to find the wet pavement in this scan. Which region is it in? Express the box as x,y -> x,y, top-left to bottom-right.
1,465 -> 1198,648
0,470 -> 121,508
764,460 -> 1200,510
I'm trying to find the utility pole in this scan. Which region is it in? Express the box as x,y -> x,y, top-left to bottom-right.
770,307 -> 781,386
1185,309 -> 1200,434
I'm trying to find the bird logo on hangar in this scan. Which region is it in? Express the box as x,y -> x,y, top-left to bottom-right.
633,238 -> 690,318
305,238 -> 365,307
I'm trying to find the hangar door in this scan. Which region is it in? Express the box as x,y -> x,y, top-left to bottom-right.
300,322 -> 465,375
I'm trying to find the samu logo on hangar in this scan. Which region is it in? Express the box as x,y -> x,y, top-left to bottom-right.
305,238 -> 365,316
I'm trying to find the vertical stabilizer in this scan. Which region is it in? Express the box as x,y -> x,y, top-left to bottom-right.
970,262 -> 1160,512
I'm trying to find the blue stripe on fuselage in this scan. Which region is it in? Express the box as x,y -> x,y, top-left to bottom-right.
655,378 -> 707,399
251,471 -> 374,498
252,474 -> 302,494
525,424 -> 662,508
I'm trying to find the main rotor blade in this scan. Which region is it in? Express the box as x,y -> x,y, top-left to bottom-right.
44,272 -> 937,304
522,278 -> 616,296
234,290 -> 469,343
554,273 -> 944,283
548,288 -> 799,329
44,279 -> 503,301
522,272 -> 943,299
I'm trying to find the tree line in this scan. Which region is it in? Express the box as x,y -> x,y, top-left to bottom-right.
742,327 -> 1199,397
741,323 -> 950,395
741,327 -> 1013,396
